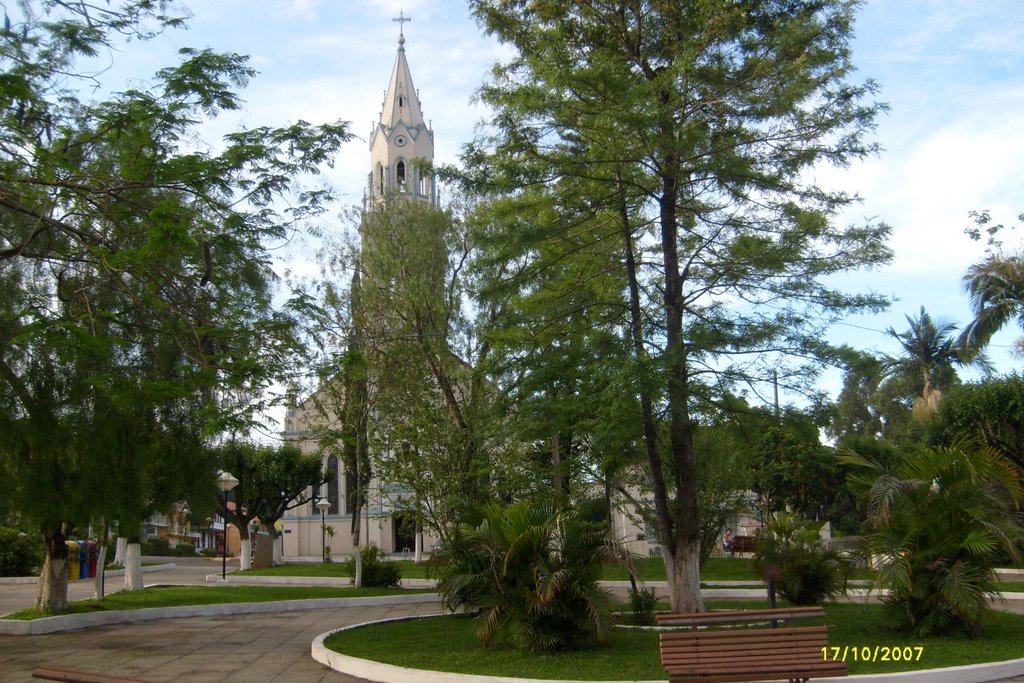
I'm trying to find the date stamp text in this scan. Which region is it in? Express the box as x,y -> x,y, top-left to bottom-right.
822,646 -> 924,663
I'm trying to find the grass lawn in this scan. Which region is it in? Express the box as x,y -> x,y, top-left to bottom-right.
325,600 -> 1024,679
240,556 -> 876,583
239,557 -> 764,581
3,584 -> 429,620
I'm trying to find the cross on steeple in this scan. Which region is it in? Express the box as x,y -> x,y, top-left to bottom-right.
393,10 -> 411,36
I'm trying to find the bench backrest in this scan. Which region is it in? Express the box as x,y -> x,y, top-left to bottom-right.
656,606 -> 825,628
660,625 -> 832,673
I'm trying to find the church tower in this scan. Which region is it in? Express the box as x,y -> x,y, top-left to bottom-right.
368,14 -> 436,208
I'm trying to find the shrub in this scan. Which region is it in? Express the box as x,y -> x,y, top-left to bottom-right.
627,585 -> 658,626
0,527 -> 43,576
345,544 -> 401,587
754,513 -> 849,606
851,440 -> 1023,636
436,502 -> 615,652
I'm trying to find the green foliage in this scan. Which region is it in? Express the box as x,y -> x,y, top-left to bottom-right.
931,374 -> 1024,469
753,513 -> 849,606
0,526 -> 43,576
627,585 -> 658,626
214,441 -> 328,542
460,0 -> 891,612
344,545 -> 401,588
849,440 -> 1024,636
436,502 -> 615,652
0,1 -> 349,611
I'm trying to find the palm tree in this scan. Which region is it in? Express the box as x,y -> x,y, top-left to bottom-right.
960,251 -> 1024,354
884,307 -> 988,421
848,440 -> 1023,636
436,502 -> 615,652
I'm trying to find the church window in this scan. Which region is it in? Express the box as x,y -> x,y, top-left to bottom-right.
397,160 -> 407,192
399,95 -> 404,108
419,173 -> 429,197
377,163 -> 385,193
326,455 -> 339,514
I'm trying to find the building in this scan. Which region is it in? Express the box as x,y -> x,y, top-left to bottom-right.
279,20 -> 437,561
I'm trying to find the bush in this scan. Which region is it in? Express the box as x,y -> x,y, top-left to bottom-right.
345,544 -> 401,587
627,585 -> 658,626
0,527 -> 43,576
436,502 -> 615,652
754,513 -> 849,606
852,441 -> 1023,636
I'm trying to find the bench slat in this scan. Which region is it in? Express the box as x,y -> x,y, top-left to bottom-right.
657,607 -> 825,627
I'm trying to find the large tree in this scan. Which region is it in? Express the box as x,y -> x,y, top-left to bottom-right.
462,0 -> 890,611
0,1 -> 348,611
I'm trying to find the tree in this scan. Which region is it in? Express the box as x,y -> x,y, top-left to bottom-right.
216,441 -> 327,569
462,0 -> 890,611
0,1 -> 349,611
360,200 -> 505,537
960,252 -> 1024,355
931,374 -> 1024,471
847,441 -> 1023,636
436,501 -> 615,652
882,307 -> 986,422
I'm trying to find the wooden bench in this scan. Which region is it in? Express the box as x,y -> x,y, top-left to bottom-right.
727,535 -> 756,555
32,667 -> 157,683
656,608 -> 847,683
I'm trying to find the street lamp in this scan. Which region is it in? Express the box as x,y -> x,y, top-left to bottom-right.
217,471 -> 239,580
316,498 -> 331,563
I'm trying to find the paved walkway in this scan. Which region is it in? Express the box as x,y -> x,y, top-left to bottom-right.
0,602 -> 440,682
2,558 -> 1023,682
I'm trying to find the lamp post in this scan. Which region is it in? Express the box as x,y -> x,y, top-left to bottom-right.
217,471 -> 239,580
316,498 -> 331,563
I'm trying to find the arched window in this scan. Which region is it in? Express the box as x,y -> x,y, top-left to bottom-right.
398,95 -> 404,108
396,160 -> 406,192
326,455 -> 339,515
377,163 -> 385,194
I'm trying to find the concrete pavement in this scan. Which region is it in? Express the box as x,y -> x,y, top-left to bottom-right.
2,558 -> 1024,682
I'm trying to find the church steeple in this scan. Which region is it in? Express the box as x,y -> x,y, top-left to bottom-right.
368,13 -> 435,208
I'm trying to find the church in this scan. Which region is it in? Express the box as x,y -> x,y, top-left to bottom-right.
278,19 -> 653,564
278,19 -> 438,561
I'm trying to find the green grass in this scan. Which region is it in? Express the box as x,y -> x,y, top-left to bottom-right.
239,560 -> 438,579
3,584 -> 429,620
325,600 -> 1024,679
240,556 -> 878,583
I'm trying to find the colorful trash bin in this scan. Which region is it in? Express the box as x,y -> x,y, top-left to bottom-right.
76,541 -> 89,578
65,540 -> 79,580
86,540 -> 99,578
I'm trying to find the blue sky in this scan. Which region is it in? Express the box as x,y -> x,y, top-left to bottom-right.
91,0 -> 1023,400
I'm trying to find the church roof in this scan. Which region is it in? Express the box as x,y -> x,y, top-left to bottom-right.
379,31 -> 426,130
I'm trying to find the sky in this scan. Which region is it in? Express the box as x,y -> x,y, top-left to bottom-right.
84,0 -> 1024,410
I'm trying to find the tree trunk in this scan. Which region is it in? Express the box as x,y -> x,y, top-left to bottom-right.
123,542 -> 144,591
270,530 -> 284,566
114,536 -> 127,566
35,529 -> 69,613
93,543 -> 107,599
239,536 -> 252,571
414,519 -> 423,564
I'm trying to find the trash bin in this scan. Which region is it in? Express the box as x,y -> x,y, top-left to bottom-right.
65,541 -> 79,580
76,541 -> 89,578
86,541 -> 99,578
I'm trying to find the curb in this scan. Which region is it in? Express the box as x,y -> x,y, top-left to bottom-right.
0,563 -> 176,586
312,615 -> 1024,683
0,591 -> 441,635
